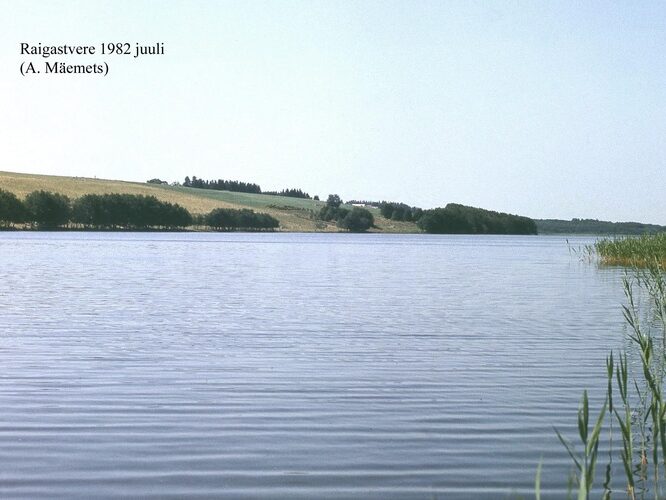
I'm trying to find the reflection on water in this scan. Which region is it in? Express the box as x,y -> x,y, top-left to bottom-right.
0,233 -> 626,498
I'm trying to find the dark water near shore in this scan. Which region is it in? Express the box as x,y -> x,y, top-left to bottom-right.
0,233 -> 628,498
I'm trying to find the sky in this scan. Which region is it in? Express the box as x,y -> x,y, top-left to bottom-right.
0,0 -> 664,223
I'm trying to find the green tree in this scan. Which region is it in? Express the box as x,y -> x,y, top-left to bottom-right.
25,190 -> 71,228
0,189 -> 27,227
337,207 -> 374,232
326,194 -> 342,208
319,193 -> 344,221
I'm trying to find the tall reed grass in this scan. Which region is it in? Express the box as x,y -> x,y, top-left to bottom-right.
594,234 -> 666,268
541,253 -> 666,499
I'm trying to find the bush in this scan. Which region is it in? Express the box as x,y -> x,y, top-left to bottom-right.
336,207 -> 374,232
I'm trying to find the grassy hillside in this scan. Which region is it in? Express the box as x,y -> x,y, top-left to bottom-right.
0,171 -> 420,233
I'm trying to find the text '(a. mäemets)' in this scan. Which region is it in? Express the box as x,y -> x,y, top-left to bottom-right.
18,42 -> 165,77
20,60 -> 108,76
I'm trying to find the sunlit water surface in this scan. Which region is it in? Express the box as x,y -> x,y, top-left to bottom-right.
0,233 -> 628,498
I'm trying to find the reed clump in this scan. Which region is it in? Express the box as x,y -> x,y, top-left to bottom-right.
595,234 -> 666,268
543,259 -> 666,499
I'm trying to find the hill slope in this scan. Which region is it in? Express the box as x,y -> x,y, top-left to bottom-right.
0,171 -> 419,232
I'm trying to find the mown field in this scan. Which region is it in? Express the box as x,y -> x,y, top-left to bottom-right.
0,171 -> 420,233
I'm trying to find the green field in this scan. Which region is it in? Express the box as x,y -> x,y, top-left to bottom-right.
0,171 -> 420,233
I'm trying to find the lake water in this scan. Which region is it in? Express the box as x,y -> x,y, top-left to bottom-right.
0,232 -> 630,499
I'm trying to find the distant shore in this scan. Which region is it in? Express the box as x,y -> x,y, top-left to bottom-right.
1,170 -> 664,235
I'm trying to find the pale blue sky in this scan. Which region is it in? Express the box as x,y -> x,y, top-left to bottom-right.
1,1 -> 664,223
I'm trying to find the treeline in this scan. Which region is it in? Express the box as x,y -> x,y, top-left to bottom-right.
0,189 -> 279,231
73,194 -> 192,229
262,188 -> 312,199
184,176 -> 262,194
202,208 -> 279,230
0,190 -> 74,228
182,176 -> 313,199
417,203 -> 537,235
318,194 -> 375,232
536,218 -> 666,235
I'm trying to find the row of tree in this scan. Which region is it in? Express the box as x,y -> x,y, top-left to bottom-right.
417,203 -> 537,234
183,176 -> 262,194
318,194 -> 375,232
262,188 -> 312,199
0,190 -> 72,228
202,208 -> 279,230
182,176 -> 317,200
73,194 -> 192,229
0,189 -> 279,231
